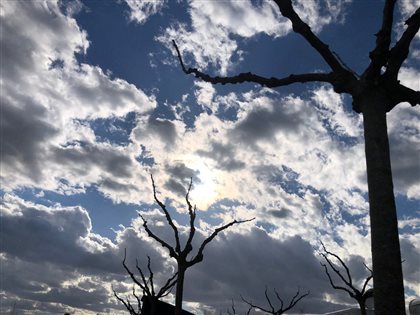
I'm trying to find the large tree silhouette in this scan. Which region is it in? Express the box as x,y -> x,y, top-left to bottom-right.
141,175 -> 253,315
172,1 -> 420,314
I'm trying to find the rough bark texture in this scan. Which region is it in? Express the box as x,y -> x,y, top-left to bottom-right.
359,88 -> 405,315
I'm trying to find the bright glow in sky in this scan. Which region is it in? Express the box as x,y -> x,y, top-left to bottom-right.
1,0 -> 419,314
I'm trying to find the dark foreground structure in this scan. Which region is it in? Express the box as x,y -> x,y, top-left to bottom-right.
141,296 -> 195,315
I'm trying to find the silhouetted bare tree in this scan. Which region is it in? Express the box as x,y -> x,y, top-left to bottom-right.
113,249 -> 177,315
141,175 -> 254,315
172,1 -> 420,313
240,287 -> 309,315
320,243 -> 373,315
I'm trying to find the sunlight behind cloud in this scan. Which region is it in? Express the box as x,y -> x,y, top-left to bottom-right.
188,156 -> 220,210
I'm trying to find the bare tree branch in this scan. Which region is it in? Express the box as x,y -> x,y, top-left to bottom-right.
241,287 -> 309,315
146,256 -> 155,297
284,288 -> 309,313
185,177 -> 196,255
241,294 -> 272,314
363,0 -> 397,78
132,287 -> 142,312
385,81 -> 420,110
385,7 -> 420,80
188,217 -> 255,266
172,41 -> 334,88
265,287 -> 276,313
151,174 -> 181,253
273,0 -> 348,73
320,242 -> 353,288
226,299 -> 252,315
115,249 -> 178,315
113,286 -> 140,315
122,249 -> 151,296
122,249 -> 177,299
157,271 -> 178,298
321,261 -> 355,298
140,214 -> 178,259
362,274 -> 373,294
320,242 -> 373,313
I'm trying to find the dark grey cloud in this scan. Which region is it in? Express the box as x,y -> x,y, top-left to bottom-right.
197,141 -> 245,171
1,256 -> 119,314
0,196 -> 169,314
101,178 -> 138,192
166,163 -> 198,179
164,163 -> 200,195
52,144 -> 133,178
148,117 -> 177,145
0,17 -> 37,82
389,135 -> 420,195
400,237 -> 420,284
268,208 -> 292,219
1,98 -> 57,179
231,100 -> 307,146
182,228 -> 352,314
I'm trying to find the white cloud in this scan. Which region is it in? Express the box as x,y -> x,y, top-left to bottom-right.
123,0 -> 166,24
312,86 -> 363,138
1,0 -> 156,196
157,0 -> 352,75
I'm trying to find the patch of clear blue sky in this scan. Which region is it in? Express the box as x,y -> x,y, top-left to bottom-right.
12,187 -> 144,240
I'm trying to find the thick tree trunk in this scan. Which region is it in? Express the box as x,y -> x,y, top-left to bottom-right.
360,90 -> 405,315
174,265 -> 186,315
150,298 -> 156,315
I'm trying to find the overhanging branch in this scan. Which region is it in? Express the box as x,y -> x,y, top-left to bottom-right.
172,40 -> 335,88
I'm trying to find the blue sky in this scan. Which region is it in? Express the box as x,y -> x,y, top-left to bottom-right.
1,0 -> 419,314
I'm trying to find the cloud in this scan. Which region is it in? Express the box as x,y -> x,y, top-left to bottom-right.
1,0 -> 156,196
196,141 -> 245,171
2,1 -> 418,313
387,102 -> 420,199
123,0 -> 166,24
0,194 -> 174,314
157,0 -> 351,75
183,228 -> 358,314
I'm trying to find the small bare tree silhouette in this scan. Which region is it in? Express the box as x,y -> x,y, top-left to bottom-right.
113,249 -> 177,315
141,175 -> 254,315
320,242 -> 373,315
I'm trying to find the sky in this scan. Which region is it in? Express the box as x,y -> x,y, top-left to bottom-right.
1,0 -> 419,314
